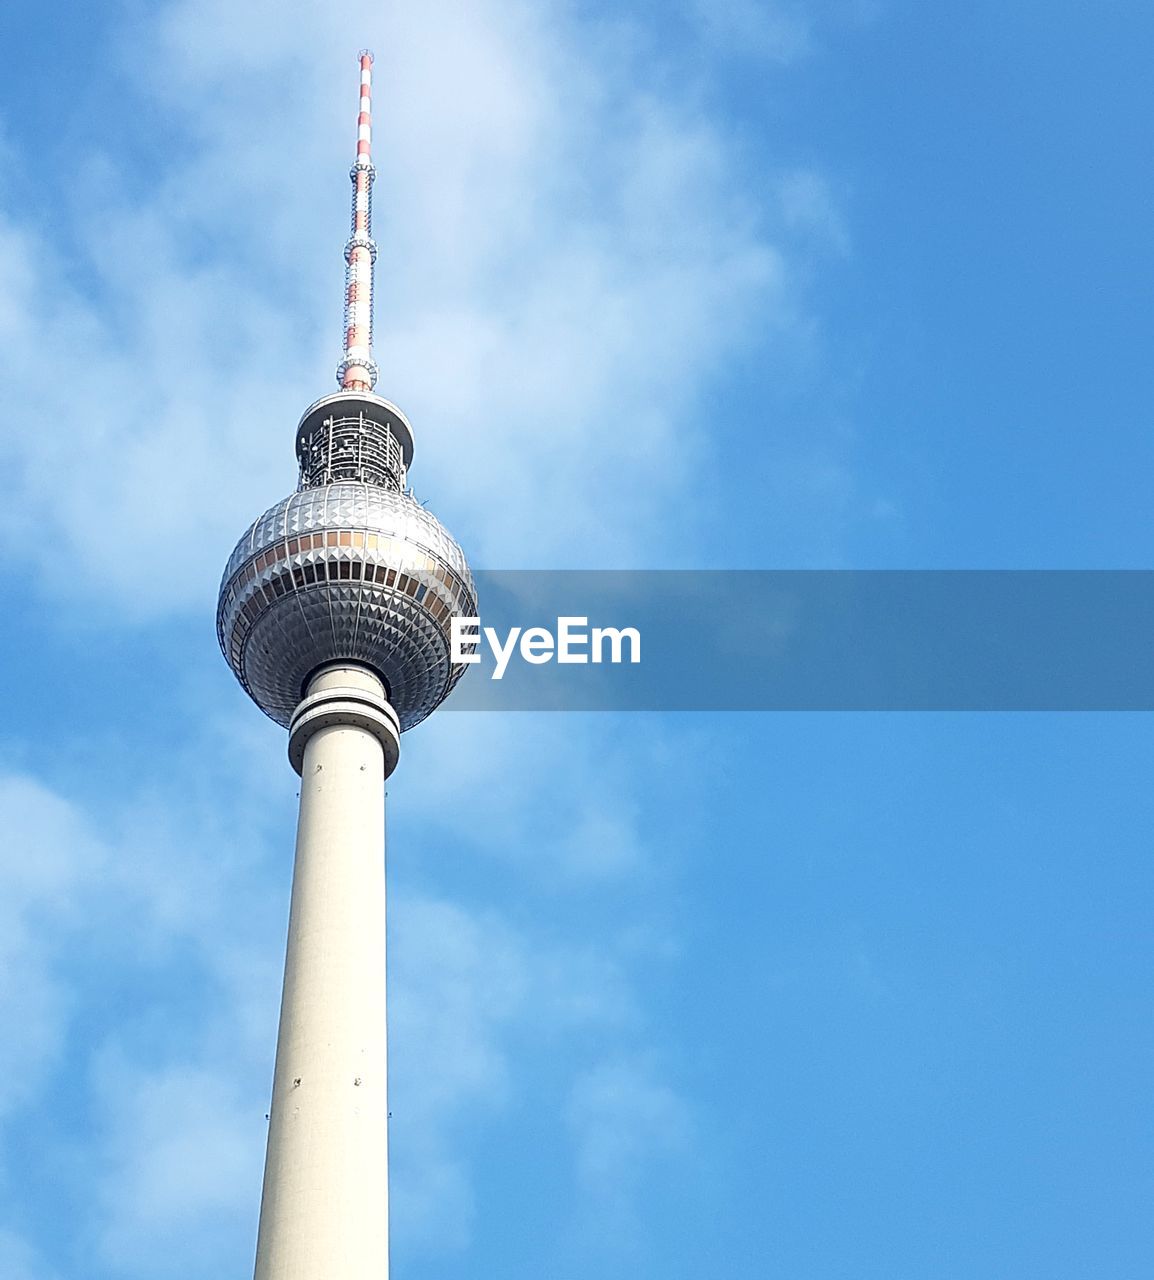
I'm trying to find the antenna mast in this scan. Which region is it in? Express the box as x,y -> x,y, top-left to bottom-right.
337,50 -> 378,392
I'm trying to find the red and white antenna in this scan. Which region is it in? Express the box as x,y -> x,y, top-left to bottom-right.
337,50 -> 378,392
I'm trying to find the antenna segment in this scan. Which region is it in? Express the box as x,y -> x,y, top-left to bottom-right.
338,51 -> 378,392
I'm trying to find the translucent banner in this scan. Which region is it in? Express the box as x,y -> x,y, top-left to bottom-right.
443,571 -> 1154,711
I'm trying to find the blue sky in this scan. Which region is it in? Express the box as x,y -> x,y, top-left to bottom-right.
1,1 -> 1153,1277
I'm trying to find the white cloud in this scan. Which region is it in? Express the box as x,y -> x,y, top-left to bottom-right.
0,708 -> 681,1267
780,169 -> 851,256
684,0 -> 879,62
398,711 -> 682,882
0,776 -> 108,1120
91,1056 -> 265,1277
388,895 -> 524,1254
565,1054 -> 690,1236
686,0 -> 814,61
0,756 -> 284,1274
0,0 -> 805,618
0,1227 -> 58,1280
387,880 -> 650,1254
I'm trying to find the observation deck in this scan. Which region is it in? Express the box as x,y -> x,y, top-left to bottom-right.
295,392 -> 416,492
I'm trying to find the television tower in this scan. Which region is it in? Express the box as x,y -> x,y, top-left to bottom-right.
217,52 -> 476,1279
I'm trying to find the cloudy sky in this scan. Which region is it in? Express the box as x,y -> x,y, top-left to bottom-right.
2,1 -> 1153,1277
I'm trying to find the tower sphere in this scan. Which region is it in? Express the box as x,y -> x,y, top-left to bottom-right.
217,390 -> 476,731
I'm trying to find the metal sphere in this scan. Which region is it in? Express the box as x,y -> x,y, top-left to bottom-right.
217,481 -> 476,731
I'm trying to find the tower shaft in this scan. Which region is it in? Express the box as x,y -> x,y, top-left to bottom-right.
254,664 -> 399,1280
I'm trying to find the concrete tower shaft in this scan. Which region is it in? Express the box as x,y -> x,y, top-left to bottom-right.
254,664 -> 396,1280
